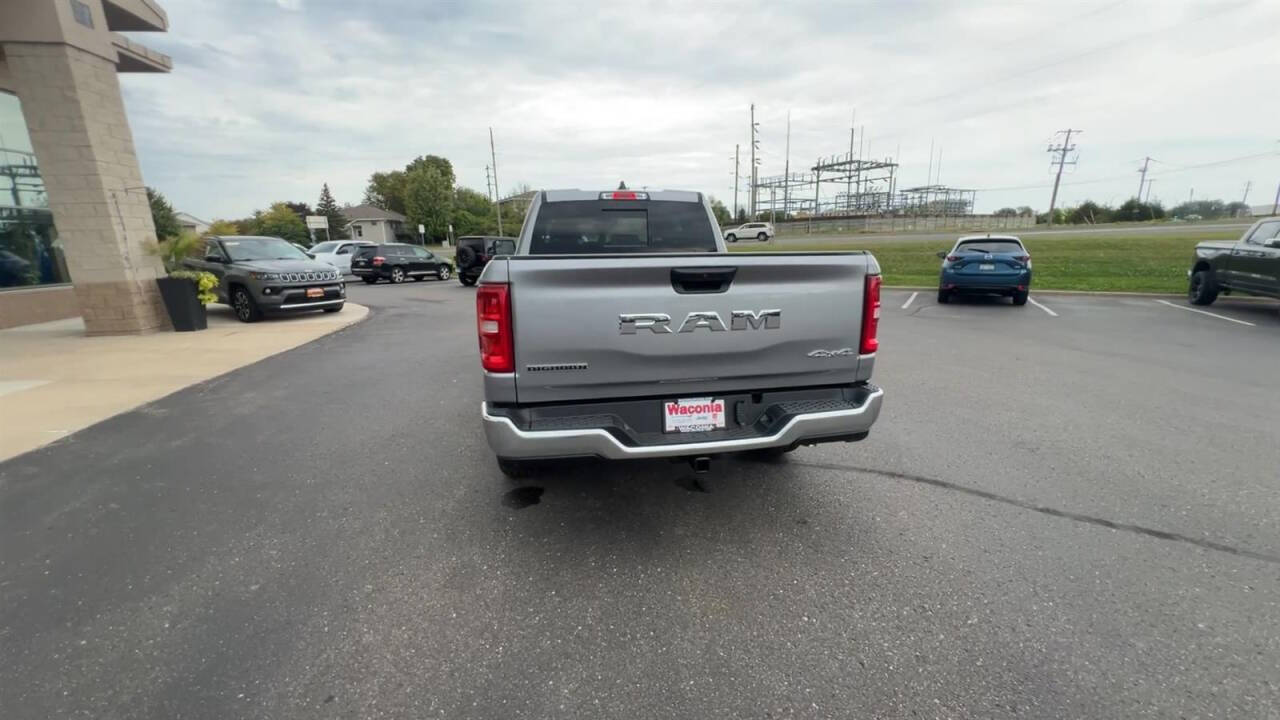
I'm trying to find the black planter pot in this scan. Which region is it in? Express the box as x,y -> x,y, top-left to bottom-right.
156,276 -> 208,332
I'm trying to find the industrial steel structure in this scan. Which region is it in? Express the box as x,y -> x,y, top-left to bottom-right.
749,145 -> 976,219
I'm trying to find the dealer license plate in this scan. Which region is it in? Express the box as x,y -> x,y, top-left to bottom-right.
306,287 -> 324,298
663,397 -> 727,433
979,263 -> 996,271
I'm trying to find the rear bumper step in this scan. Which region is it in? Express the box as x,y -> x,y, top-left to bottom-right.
482,384 -> 883,460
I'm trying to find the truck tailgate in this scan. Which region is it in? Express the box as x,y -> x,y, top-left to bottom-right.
501,253 -> 875,404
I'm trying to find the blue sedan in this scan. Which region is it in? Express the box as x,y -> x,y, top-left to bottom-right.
937,235 -> 1032,305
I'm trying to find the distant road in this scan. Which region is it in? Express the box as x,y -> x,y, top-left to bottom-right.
772,221 -> 1252,246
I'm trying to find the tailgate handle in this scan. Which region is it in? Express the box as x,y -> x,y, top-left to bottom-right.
671,267 -> 737,294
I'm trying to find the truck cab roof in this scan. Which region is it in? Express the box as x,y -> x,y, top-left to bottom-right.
541,189 -> 702,203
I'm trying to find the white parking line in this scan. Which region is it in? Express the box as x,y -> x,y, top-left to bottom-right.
1027,297 -> 1058,317
1154,299 -> 1255,326
901,291 -> 918,310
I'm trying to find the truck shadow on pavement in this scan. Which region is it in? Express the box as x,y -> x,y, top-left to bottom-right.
490,454 -> 869,556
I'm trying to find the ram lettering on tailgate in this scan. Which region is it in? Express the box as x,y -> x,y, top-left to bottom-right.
619,309 -> 781,334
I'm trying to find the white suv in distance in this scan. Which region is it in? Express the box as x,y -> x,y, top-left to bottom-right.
308,240 -> 376,275
723,222 -> 774,242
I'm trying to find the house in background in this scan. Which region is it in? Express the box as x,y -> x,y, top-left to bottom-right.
174,211 -> 208,235
341,204 -> 406,243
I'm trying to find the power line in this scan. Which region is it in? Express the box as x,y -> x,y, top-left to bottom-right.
749,103 -> 760,218
966,149 -> 1278,194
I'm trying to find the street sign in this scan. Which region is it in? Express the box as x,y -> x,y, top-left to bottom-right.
305,215 -> 328,230
418,224 -> 425,234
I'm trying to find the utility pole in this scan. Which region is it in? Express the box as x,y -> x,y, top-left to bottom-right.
856,124 -> 865,200
484,164 -> 493,202
1271,181 -> 1279,215
811,157 -> 821,232
488,127 -> 503,236
1241,180 -> 1252,206
732,143 -> 740,220
749,103 -> 760,219
1144,179 -> 1156,203
1046,128 -> 1079,227
1188,187 -> 1194,203
783,111 -> 791,218
1136,156 -> 1151,200
846,110 -> 855,212
926,138 -> 935,190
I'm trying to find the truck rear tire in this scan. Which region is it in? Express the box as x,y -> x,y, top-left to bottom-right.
1189,269 -> 1219,306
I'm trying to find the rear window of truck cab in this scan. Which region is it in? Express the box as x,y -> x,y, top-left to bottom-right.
529,200 -> 717,254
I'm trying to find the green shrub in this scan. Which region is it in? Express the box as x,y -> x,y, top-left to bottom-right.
167,270 -> 218,305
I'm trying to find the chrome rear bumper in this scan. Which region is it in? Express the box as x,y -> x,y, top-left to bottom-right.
481,386 -> 884,460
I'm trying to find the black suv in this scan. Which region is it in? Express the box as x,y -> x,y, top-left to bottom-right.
351,244 -> 453,284
454,236 -> 516,286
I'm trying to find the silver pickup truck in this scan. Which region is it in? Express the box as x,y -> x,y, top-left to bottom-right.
475,189 -> 884,477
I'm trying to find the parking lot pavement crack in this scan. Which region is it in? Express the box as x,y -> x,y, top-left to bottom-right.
794,460 -> 1280,565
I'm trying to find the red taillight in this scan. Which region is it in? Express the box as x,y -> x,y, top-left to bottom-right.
1014,254 -> 1030,263
476,283 -> 513,373
372,256 -> 385,266
945,255 -> 962,262
860,275 -> 881,355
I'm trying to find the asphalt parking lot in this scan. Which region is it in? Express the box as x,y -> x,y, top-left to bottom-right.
2,278 -> 1278,718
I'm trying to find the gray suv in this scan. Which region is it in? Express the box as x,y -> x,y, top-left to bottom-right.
185,236 -> 346,322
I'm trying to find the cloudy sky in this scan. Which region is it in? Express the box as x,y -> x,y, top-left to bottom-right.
120,0 -> 1279,220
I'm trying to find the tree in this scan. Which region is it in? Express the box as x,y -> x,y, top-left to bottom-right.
709,196 -> 732,226
405,155 -> 455,188
1036,208 -> 1066,225
453,186 -> 496,237
403,166 -> 453,242
205,219 -> 239,236
147,187 -> 181,241
1170,199 -> 1229,219
363,170 -> 407,214
315,183 -> 348,239
253,202 -> 309,245
735,207 -> 747,224
1114,198 -> 1165,222
1067,200 -> 1112,225
1224,201 -> 1251,217
993,207 -> 1019,217
1016,206 -> 1034,216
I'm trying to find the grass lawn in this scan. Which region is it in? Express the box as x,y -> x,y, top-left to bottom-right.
731,231 -> 1242,293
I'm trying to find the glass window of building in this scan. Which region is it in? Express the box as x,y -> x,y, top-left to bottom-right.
1,91 -> 70,289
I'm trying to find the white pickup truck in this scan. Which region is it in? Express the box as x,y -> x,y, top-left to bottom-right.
474,189 -> 884,477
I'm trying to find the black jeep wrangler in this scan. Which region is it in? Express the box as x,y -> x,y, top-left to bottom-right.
454,236 -> 516,286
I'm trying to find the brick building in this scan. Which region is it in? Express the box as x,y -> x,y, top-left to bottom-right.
0,0 -> 172,333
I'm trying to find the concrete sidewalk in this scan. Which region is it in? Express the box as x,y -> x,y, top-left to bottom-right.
0,303 -> 368,462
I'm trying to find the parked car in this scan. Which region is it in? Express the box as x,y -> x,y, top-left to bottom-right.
351,243 -> 453,284
1188,216 -> 1280,305
184,235 -> 345,322
722,222 -> 774,242
308,240 -> 376,275
474,189 -> 883,478
454,236 -> 516,286
936,234 -> 1032,305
